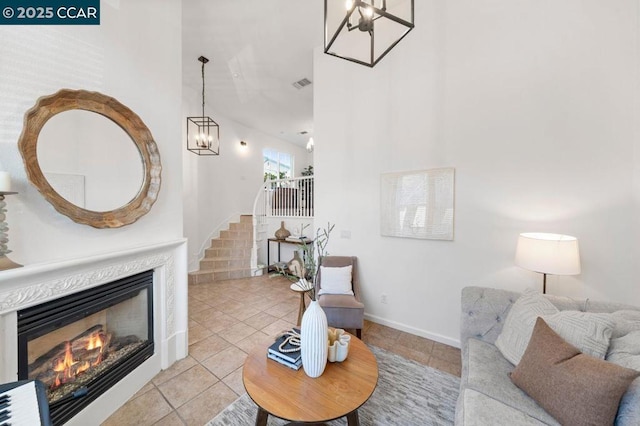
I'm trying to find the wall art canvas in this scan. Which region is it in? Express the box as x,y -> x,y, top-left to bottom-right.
380,168 -> 454,240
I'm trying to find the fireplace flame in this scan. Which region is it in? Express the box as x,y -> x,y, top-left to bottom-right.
49,331 -> 106,390
87,333 -> 104,350
76,361 -> 91,375
53,342 -> 78,376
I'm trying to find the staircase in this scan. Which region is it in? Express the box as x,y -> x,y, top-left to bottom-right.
188,215 -> 255,285
251,175 -> 314,270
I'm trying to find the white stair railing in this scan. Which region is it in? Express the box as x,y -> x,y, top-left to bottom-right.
251,176 -> 314,270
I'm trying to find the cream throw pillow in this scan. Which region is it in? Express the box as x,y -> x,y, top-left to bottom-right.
318,265 -> 354,295
495,289 -> 615,365
495,289 -> 558,365
545,311 -> 615,360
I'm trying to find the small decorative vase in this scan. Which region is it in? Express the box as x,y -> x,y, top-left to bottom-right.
327,328 -> 351,363
300,300 -> 328,378
274,221 -> 291,240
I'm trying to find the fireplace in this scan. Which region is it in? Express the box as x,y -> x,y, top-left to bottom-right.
16,270 -> 154,425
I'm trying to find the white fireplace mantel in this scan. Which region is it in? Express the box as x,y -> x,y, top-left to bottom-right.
0,239 -> 189,425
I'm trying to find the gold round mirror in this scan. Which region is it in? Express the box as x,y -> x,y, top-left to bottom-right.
18,89 -> 162,228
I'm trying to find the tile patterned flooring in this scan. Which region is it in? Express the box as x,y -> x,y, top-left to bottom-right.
103,275 -> 462,425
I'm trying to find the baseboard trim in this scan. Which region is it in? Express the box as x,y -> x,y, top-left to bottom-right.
364,313 -> 460,348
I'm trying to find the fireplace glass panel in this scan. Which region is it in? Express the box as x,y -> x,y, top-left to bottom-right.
17,270 -> 154,425
27,288 -> 150,404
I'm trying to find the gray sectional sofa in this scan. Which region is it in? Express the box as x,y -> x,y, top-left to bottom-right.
455,286 -> 640,426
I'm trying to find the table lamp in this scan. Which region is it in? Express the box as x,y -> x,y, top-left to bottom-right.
515,233 -> 580,294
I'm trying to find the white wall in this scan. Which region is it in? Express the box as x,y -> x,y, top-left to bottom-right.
182,85 -> 312,271
314,0 -> 640,346
0,0 -> 183,267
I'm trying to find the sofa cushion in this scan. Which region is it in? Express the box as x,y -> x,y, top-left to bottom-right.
511,318 -> 640,426
463,338 -> 559,425
457,389 -> 549,426
317,294 -> 364,329
495,289 -> 615,365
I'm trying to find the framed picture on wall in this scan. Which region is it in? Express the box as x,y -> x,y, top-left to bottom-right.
380,168 -> 455,240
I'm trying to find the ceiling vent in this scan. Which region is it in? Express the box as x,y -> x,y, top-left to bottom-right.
292,78 -> 312,89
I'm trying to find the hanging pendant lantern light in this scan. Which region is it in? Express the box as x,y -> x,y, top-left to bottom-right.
187,56 -> 220,155
324,0 -> 414,67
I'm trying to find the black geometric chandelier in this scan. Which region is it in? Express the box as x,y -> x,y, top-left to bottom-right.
187,56 -> 220,155
324,0 -> 414,68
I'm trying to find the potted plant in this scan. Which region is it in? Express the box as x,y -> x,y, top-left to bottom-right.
271,223 -> 335,378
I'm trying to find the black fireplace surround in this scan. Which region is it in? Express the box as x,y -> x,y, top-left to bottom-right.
17,270 -> 154,425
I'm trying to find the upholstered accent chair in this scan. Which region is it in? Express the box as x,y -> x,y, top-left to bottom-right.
316,256 -> 365,338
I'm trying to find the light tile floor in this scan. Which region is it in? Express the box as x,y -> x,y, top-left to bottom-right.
103,275 -> 462,425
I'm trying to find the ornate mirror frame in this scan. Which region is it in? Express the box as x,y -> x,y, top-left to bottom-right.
18,89 -> 162,228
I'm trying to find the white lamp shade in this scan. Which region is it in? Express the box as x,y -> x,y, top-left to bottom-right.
515,233 -> 581,275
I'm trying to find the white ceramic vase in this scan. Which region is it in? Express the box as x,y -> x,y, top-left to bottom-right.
300,300 -> 328,378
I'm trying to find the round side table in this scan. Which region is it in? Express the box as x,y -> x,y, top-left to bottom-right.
243,334 -> 378,425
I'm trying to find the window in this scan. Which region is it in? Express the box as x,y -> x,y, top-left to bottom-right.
264,149 -> 293,181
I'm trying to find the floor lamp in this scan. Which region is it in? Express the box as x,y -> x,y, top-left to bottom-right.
515,233 -> 581,294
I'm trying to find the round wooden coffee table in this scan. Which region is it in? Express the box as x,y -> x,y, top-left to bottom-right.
243,333 -> 378,425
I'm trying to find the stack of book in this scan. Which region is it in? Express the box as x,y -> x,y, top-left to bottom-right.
267,328 -> 302,370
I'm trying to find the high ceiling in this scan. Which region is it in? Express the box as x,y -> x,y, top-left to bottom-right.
182,1 -> 324,147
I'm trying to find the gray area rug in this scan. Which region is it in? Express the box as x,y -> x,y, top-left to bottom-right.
207,345 -> 460,426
